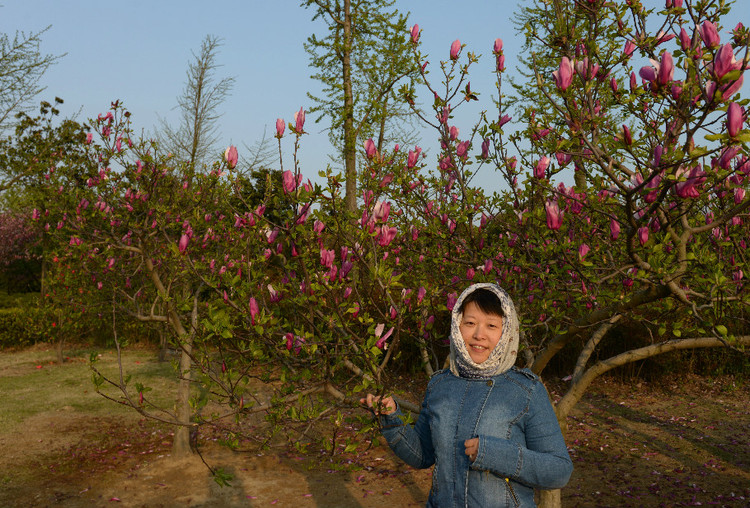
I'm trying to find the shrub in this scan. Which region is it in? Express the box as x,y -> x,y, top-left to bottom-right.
0,306 -> 48,348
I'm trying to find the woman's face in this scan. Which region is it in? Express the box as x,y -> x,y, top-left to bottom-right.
459,301 -> 503,364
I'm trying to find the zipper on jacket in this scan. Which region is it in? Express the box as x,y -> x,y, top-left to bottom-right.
505,477 -> 520,507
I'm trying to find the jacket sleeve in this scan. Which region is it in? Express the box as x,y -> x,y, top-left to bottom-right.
378,388 -> 435,469
470,381 -> 573,489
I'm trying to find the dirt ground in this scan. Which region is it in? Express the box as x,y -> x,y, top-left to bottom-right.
0,362 -> 748,507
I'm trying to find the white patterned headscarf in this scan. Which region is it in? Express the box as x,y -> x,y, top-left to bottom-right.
448,283 -> 520,379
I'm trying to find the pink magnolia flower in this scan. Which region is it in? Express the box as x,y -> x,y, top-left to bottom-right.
637,227 -> 649,246
266,228 -> 280,244
714,44 -> 746,84
707,74 -> 745,101
534,156 -> 550,179
314,219 -> 325,234
679,28 -> 691,51
364,138 -> 377,159
544,200 -> 563,230
446,292 -> 458,311
496,53 -> 505,72
498,114 -> 511,128
481,138 -> 490,159
320,248 -> 335,268
639,65 -> 656,83
456,140 -> 470,159
655,31 -> 675,45
378,226 -> 398,246
340,260 -> 353,279
417,286 -> 427,304
700,21 -> 721,48
610,219 -> 620,240
407,147 -> 421,168
657,51 -> 674,86
734,269 -> 744,283
552,57 -> 574,91
282,170 -> 296,193
493,38 -> 503,54
575,57 -> 599,81
449,125 -> 459,140
178,233 -> 190,253
294,107 -> 305,133
623,40 -> 636,58
410,24 -> 420,43
86,132 -> 93,144
275,118 -> 285,138
32,208 -> 40,220
735,187 -> 745,204
224,145 -> 238,169
249,297 -> 259,325
640,52 -> 674,87
373,200 -> 390,222
674,165 -> 706,198
375,325 -> 394,349
450,40 -> 461,60
727,102 -> 743,137
623,125 -> 633,145
483,259 -> 493,275
578,243 -> 590,259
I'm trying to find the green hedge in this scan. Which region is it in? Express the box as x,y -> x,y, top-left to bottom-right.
0,306 -> 49,348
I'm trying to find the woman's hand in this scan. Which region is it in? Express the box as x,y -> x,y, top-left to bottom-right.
360,393 -> 397,415
464,438 -> 479,462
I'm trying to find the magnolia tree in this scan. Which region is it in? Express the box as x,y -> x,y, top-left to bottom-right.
480,0 -> 750,417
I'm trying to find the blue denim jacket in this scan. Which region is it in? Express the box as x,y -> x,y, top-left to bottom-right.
379,368 -> 573,507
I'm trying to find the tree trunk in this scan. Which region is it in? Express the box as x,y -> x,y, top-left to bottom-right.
531,285 -> 669,374
172,330 -> 193,458
157,325 -> 169,362
342,0 -> 357,212
145,257 -> 194,457
554,335 -> 750,424
538,488 -> 562,508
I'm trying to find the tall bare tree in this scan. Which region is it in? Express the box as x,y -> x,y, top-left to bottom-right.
0,25 -> 61,133
158,34 -> 234,177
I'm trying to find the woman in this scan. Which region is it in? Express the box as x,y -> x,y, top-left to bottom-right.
362,283 -> 573,507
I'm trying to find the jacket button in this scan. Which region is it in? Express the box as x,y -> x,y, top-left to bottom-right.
486,380 -> 492,387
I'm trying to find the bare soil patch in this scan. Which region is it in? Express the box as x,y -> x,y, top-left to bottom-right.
0,346 -> 748,507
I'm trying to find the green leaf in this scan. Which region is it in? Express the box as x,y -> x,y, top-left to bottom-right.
715,325 -> 728,336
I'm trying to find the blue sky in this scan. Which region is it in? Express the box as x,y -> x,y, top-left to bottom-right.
1,0 -> 519,189
1,1 -> 747,191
